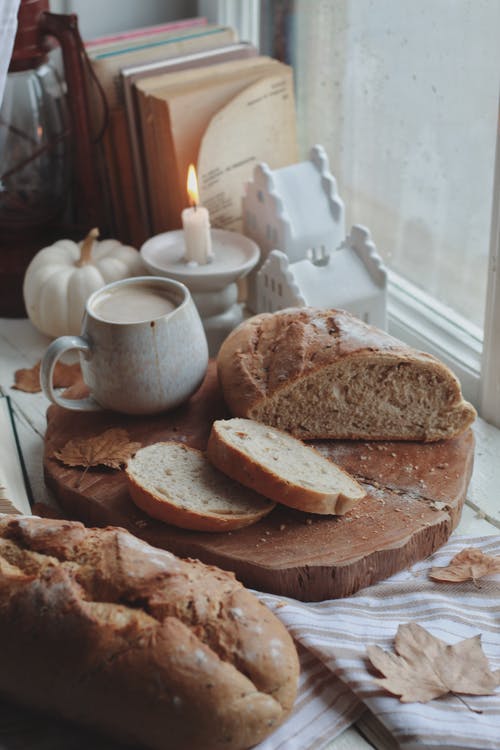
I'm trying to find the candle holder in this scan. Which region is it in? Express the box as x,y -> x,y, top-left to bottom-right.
140,228 -> 260,355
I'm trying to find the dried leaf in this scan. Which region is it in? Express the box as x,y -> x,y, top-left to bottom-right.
61,379 -> 88,400
13,361 -> 81,393
54,428 -> 141,470
430,547 -> 500,584
367,621 -> 500,704
13,362 -> 42,393
52,362 -> 82,389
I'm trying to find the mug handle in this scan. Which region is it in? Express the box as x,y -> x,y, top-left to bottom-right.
40,336 -> 103,412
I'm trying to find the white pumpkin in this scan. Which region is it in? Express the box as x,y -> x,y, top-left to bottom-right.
23,229 -> 145,337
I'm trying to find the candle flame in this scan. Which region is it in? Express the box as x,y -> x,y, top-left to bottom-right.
187,164 -> 200,207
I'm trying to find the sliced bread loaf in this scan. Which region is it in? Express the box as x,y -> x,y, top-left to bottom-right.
216,308 -> 476,441
126,442 -> 275,532
207,418 -> 366,515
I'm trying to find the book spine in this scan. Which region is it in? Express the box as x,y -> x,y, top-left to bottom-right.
151,94 -> 182,232
137,91 -> 163,235
91,28 -> 233,61
85,17 -> 207,47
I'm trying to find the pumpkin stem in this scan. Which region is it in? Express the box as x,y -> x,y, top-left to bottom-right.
77,228 -> 100,267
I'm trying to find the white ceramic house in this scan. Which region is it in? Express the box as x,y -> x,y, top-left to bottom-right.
256,225 -> 388,329
243,144 -> 345,311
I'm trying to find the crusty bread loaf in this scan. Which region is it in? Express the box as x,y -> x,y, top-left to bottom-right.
126,442 -> 275,531
0,515 -> 299,750
217,308 -> 476,442
207,418 -> 366,515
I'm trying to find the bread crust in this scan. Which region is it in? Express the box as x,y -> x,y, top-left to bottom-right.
217,308 -> 476,441
0,515 -> 299,750
207,420 -> 365,515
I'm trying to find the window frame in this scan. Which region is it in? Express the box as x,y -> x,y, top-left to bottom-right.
198,0 -> 261,48
480,115 -> 500,425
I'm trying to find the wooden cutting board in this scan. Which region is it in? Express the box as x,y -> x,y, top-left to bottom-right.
43,362 -> 474,601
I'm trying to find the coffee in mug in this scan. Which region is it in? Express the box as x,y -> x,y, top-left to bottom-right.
40,277 -> 208,414
91,283 -> 176,324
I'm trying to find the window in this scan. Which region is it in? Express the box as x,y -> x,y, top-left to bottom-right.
197,1 -> 500,423
292,0 -> 500,333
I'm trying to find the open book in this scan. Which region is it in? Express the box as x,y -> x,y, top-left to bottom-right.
135,55 -> 298,234
0,396 -> 32,516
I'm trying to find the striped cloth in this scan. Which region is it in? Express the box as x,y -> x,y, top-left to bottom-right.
257,535 -> 500,750
257,645 -> 362,750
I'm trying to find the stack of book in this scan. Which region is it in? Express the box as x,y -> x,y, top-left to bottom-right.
85,18 -> 298,248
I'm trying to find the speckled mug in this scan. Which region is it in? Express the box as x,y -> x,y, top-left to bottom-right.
40,277 -> 208,414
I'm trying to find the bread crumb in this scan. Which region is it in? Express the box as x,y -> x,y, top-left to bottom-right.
279,524 -> 286,531
305,518 -> 313,525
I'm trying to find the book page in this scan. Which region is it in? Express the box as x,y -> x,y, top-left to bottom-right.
198,72 -> 299,231
135,54 -> 274,96
139,58 -> 289,232
123,43 -> 258,236
0,397 -> 31,516
162,61 -> 288,229
136,58 -> 270,230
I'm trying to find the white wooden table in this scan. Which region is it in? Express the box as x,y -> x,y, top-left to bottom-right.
1,316 -> 499,750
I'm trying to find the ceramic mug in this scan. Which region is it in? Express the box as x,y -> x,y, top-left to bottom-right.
40,276 -> 209,414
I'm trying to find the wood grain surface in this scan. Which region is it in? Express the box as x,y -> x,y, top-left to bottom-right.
43,362 -> 475,601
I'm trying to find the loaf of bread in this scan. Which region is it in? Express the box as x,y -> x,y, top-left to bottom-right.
0,515 -> 299,750
217,308 -> 476,441
207,418 -> 366,514
126,441 -> 275,531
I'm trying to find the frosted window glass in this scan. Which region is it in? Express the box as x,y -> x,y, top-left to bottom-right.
294,0 -> 500,327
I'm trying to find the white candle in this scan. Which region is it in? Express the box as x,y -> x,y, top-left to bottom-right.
182,164 -> 213,264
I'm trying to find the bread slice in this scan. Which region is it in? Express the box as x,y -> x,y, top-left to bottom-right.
126,442 -> 275,532
207,418 -> 366,515
216,307 -> 476,441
